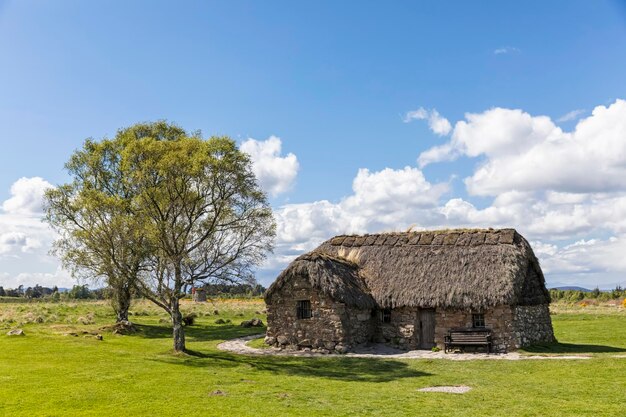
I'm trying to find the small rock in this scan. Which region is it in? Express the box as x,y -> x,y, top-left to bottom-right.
335,344 -> 349,354
298,339 -> 312,347
214,318 -> 226,324
209,390 -> 227,396
213,310 -> 219,315
264,336 -> 276,345
95,334 -> 103,341
324,341 -> 336,350
277,335 -> 288,345
6,329 -> 24,336
101,320 -> 137,335
240,318 -> 264,328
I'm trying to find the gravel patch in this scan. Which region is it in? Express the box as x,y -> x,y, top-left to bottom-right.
418,386 -> 472,394
217,334 -> 594,361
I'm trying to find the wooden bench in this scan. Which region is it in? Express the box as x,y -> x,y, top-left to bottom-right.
444,328 -> 492,353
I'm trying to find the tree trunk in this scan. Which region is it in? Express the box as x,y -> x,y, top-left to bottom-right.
113,283 -> 132,323
116,306 -> 129,323
171,297 -> 186,352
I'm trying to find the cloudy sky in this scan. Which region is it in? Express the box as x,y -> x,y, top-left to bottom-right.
1,1 -> 626,289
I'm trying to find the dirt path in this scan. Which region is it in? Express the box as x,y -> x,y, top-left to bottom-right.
217,334 -> 594,360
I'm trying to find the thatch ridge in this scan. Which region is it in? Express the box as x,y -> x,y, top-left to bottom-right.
329,228 -> 518,247
317,228 -> 549,309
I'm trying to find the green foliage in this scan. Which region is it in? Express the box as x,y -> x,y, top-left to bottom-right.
200,282 -> 266,298
66,285 -> 93,300
549,287 -> 625,303
45,121 -> 275,351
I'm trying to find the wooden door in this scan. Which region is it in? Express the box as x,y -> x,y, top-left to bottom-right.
419,309 -> 436,349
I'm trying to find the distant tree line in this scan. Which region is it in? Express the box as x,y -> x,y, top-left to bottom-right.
550,286 -> 625,303
0,284 -> 109,300
199,282 -> 266,298
0,282 -> 266,300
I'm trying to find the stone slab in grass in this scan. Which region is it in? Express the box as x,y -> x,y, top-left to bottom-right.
418,386 -> 472,394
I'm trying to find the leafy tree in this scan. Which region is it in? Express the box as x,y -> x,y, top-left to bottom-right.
0,286 -> 5,297
5,288 -> 19,297
43,123 -> 181,321
126,133 -> 275,352
67,284 -> 93,300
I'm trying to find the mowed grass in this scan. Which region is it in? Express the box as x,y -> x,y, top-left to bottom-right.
0,300 -> 624,417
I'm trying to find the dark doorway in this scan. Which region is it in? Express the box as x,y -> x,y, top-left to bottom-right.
419,309 -> 436,349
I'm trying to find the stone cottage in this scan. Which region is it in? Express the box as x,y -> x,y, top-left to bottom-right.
264,228 -> 555,353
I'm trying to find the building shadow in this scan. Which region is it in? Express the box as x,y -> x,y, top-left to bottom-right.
523,342 -> 626,354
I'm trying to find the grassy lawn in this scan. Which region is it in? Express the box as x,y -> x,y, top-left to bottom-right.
0,299 -> 624,416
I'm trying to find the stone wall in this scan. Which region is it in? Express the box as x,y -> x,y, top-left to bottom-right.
512,304 -> 555,348
265,275 -> 374,353
374,307 -> 418,349
267,279 -> 555,354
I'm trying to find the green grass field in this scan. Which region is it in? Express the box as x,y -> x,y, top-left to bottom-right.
0,299 -> 624,416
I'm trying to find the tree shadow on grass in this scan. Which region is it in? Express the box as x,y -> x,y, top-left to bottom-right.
134,324 -> 430,382
132,323 -> 263,343
523,342 -> 626,354
152,350 -> 431,383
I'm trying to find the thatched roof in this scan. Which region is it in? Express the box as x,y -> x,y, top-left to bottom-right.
264,252 -> 376,309
266,228 -> 550,310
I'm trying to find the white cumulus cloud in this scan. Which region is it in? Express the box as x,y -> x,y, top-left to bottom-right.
0,177 -> 65,289
417,99 -> 626,196
2,177 -> 53,215
241,136 -> 299,197
404,107 -> 452,136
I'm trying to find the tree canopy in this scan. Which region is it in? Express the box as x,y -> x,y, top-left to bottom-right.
45,121 -> 275,351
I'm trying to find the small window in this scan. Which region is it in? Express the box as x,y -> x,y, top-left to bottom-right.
379,308 -> 391,323
296,300 -> 311,319
472,313 -> 485,328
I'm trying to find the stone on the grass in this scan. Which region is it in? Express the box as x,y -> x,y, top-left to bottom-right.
240,318 -> 264,328
418,386 -> 472,394
100,320 -> 137,335
6,329 -> 25,336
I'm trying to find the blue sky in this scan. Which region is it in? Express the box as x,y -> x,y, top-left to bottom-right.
1,0 -> 626,289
